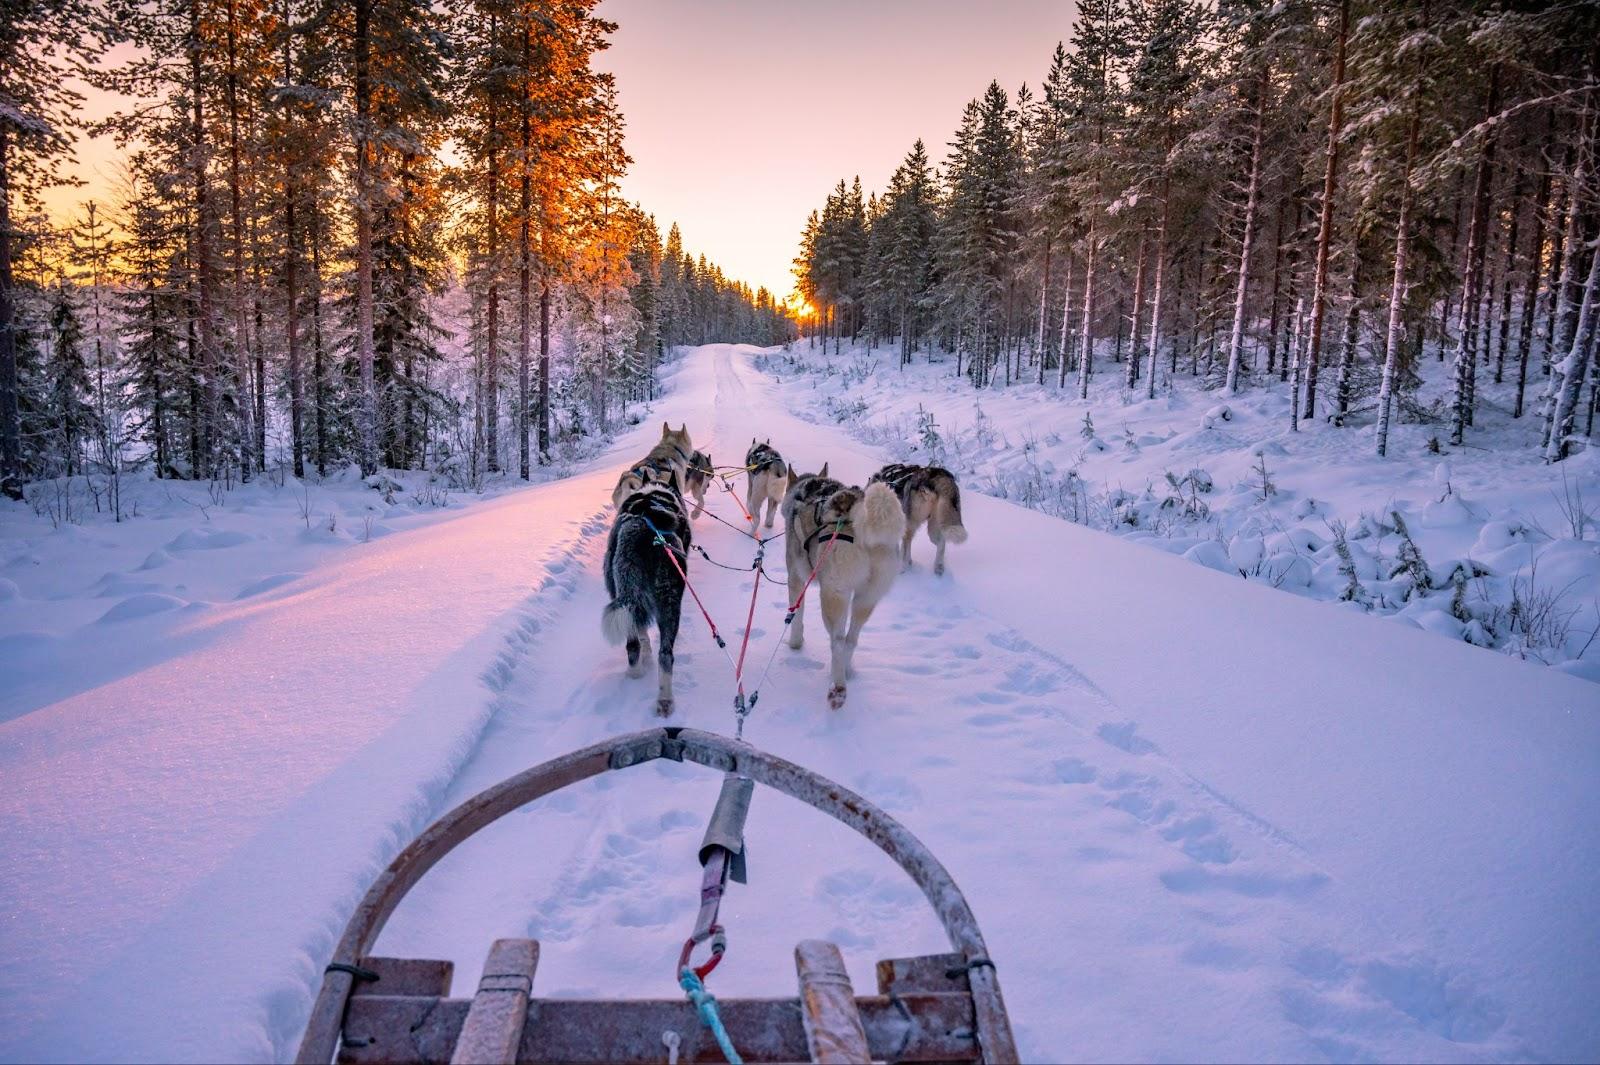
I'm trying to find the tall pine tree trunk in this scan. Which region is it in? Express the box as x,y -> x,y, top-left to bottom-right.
226,0 -> 256,480
1304,0 -> 1350,421
1035,237 -> 1051,386
1125,231 -> 1148,390
1493,163 -> 1526,384
310,201 -> 328,477
1290,295 -> 1305,432
353,0 -> 379,476
1450,69 -> 1500,446
1225,66 -> 1268,396
517,17 -> 532,481
1515,159 -> 1554,418
1546,230 -> 1600,461
0,127 -> 19,499
191,0 -> 223,479
1057,251 -> 1075,386
284,23 -> 303,479
1145,177 -> 1172,400
1077,222 -> 1097,399
1335,239 -> 1362,418
1541,107 -> 1592,447
1376,10 -> 1427,457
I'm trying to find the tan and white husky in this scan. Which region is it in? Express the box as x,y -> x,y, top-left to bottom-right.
781,463 -> 906,709
744,440 -> 787,529
869,463 -> 969,575
611,423 -> 695,508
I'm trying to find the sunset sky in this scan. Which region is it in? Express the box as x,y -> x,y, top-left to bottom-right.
595,0 -> 1078,296
48,0 -> 1079,299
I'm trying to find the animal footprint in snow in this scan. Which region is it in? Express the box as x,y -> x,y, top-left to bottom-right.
1097,720 -> 1157,754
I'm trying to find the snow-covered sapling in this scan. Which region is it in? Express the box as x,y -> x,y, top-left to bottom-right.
1081,411 -> 1096,440
916,405 -> 944,459
1251,452 -> 1277,503
1389,510 -> 1432,601
1328,521 -> 1371,606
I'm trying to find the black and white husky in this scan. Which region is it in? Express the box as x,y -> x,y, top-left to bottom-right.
744,439 -> 787,529
602,471 -> 692,717
869,463 -> 969,575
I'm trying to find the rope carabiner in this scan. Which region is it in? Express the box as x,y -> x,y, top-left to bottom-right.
678,924 -> 727,982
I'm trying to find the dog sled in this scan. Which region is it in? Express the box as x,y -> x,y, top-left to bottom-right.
295,726 -> 1017,1064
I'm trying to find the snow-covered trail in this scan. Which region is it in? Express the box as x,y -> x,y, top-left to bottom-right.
2,344 -> 1596,1063
377,346 -> 1595,1063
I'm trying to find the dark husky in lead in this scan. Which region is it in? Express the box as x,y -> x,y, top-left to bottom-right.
601,470 -> 692,717
869,463 -> 969,575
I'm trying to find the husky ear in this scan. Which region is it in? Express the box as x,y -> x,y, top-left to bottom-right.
662,421 -> 671,437
818,462 -> 830,479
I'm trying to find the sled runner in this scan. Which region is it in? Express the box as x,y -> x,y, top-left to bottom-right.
295,727 -> 1017,1065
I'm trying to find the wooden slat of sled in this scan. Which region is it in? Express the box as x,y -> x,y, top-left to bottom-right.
796,940 -> 870,1064
337,992 -> 980,1064
351,957 -> 454,999
449,939 -> 538,1065
877,953 -> 969,996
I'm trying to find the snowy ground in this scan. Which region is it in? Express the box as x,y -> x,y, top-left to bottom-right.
760,340 -> 1600,682
2,344 -> 1597,1064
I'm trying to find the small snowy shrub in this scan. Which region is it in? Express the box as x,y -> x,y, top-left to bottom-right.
916,405 -> 945,461
1250,452 -> 1277,502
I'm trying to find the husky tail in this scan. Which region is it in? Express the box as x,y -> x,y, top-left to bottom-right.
938,480 -> 968,544
855,482 -> 908,549
601,598 -> 650,645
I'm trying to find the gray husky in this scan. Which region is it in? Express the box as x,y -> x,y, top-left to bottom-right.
744,439 -> 787,529
684,449 -> 711,518
869,463 -> 968,575
781,463 -> 906,709
602,470 -> 692,717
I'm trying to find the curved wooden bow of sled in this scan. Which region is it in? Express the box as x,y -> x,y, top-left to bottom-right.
295,726 -> 1017,1065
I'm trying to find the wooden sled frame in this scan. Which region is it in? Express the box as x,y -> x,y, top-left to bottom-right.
295,726 -> 1018,1064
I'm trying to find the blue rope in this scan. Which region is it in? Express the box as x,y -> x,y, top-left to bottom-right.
679,967 -> 742,1064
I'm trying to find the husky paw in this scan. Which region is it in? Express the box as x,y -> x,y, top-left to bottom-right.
627,661 -> 647,679
934,563 -> 946,576
788,631 -> 805,650
655,698 -> 675,718
827,685 -> 847,710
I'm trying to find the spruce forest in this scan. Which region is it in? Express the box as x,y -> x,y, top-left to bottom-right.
794,0 -> 1600,463
0,0 -> 791,502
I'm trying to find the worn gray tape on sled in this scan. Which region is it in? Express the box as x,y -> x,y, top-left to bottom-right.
699,773 -> 754,883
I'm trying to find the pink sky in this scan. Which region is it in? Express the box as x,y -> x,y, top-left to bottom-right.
596,0 -> 1079,296
47,2 -> 1079,299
